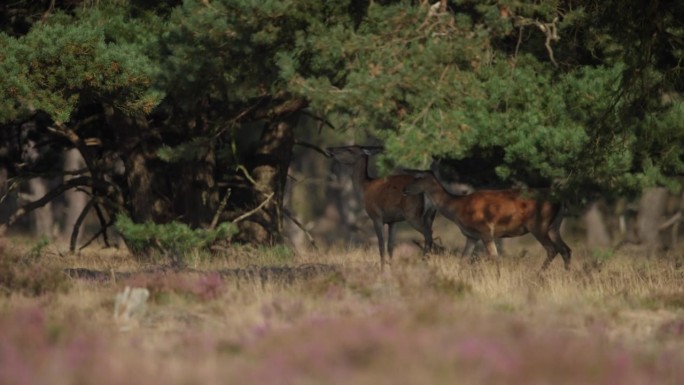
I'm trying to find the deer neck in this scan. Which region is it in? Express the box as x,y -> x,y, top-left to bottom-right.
425,177 -> 464,210
352,155 -> 373,189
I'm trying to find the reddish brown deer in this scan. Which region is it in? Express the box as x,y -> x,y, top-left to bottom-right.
326,145 -> 437,269
403,172 -> 571,270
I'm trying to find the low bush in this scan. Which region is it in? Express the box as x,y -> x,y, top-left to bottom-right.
115,215 -> 238,265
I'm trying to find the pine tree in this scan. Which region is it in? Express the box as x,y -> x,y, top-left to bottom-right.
0,0 -> 682,255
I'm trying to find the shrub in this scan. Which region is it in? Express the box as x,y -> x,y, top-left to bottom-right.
115,215 -> 238,264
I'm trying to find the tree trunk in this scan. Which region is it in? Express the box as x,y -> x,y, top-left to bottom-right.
62,148 -> 88,243
126,153 -> 155,221
673,190 -> 684,249
317,156 -> 367,248
584,201 -> 612,250
0,166 -> 8,252
103,105 -> 167,223
27,178 -> 54,239
636,187 -> 668,255
0,166 -> 8,229
176,144 -> 218,228
237,116 -> 297,245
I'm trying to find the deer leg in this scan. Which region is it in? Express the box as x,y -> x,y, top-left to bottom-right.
533,232 -> 559,270
462,237 -> 477,259
423,208 -> 437,254
407,216 -> 433,256
549,228 -> 572,270
372,219 -> 386,268
483,237 -> 501,275
387,222 -> 398,262
483,237 -> 499,258
422,223 -> 434,255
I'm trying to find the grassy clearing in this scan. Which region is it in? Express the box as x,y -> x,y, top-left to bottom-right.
1,238 -> 684,384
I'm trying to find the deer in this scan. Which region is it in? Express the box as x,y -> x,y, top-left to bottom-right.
326,145 -> 437,269
403,172 -> 571,270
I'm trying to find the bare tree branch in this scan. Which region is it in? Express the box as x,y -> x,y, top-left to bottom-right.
236,165 -> 258,185
93,204 -> 112,248
232,193 -> 274,224
0,176 -> 113,234
418,1 -> 447,31
79,217 -> 115,251
210,188 -> 232,230
8,168 -> 89,180
284,208 -> 318,251
70,198 -> 95,252
659,212 -> 682,231
294,140 -> 331,158
515,15 -> 560,67
300,110 -> 336,132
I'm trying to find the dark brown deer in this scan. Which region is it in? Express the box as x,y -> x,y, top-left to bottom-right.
403,172 -> 571,270
326,145 -> 436,269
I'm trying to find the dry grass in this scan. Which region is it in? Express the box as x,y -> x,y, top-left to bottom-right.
2,236 -> 684,384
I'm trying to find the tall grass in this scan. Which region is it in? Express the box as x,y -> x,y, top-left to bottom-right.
1,242 -> 684,384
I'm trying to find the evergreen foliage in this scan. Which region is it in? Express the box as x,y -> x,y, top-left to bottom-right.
0,0 -> 682,247
0,5 -> 162,123
292,1 -> 684,201
115,214 -> 238,258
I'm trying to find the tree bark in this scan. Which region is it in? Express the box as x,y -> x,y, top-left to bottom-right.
584,201 -> 612,249
103,104 -> 167,223
176,143 -> 218,228
636,187 -> 668,255
62,148 -> 88,243
27,178 -> 54,239
0,166 -> 8,231
316,155 -> 366,248
0,165 -> 5,252
237,116 -> 297,245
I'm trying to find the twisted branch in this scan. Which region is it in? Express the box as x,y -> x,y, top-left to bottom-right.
515,16 -> 561,67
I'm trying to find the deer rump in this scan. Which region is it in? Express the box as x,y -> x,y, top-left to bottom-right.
449,189 -> 563,239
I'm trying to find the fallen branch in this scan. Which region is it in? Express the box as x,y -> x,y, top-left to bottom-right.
284,209 -> 318,251
659,212 -> 682,231
210,188 -> 232,230
232,193 -> 274,224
